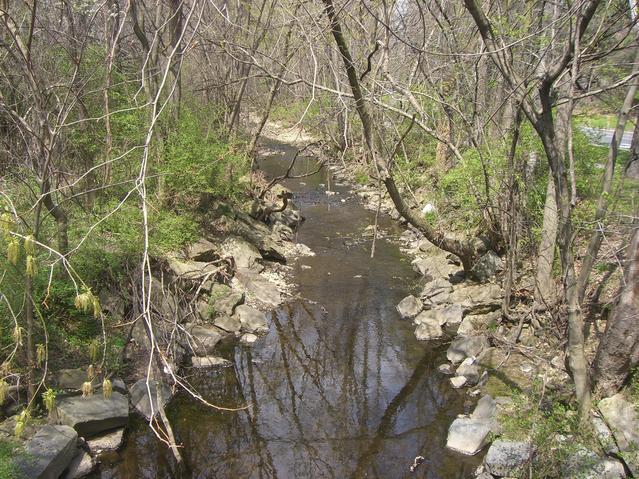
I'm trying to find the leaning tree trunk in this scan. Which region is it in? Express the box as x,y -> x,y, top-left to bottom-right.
321,0 -> 481,272
593,224 -> 639,397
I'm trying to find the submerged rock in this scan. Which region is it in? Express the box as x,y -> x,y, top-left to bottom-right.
396,295 -> 423,319
86,428 -> 124,455
63,449 -> 96,479
55,393 -> 128,437
15,425 -> 78,479
456,357 -> 481,385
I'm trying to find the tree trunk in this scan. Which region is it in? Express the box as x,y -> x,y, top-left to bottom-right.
593,225 -> 639,397
534,175 -> 558,309
626,109 -> 639,179
577,60 -> 639,304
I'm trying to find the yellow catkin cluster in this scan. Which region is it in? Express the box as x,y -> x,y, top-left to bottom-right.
81,381 -> 93,397
102,379 -> 113,399
25,255 -> 36,277
7,239 -> 19,265
0,380 -> 8,404
36,343 -> 45,367
42,389 -> 56,414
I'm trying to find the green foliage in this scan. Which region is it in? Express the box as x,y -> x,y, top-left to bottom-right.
0,439 -> 21,479
161,109 -> 249,201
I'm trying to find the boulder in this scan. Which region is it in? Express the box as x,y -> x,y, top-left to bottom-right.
598,394 -> 639,474
448,282 -> 501,314
471,250 -> 503,282
191,356 -> 232,368
188,324 -> 224,356
129,379 -> 171,421
240,333 -> 258,345
457,311 -> 500,336
167,257 -> 221,281
450,376 -> 468,388
270,208 -> 304,229
220,212 -> 287,262
484,440 -> 534,477
421,278 -> 453,302
235,305 -> 269,334
209,285 -> 244,317
438,364 -> 455,375
456,357 -> 481,385
15,425 -> 78,479
219,236 -> 263,272
414,319 -> 444,341
396,295 -> 423,319
86,428 -> 124,455
55,393 -> 128,437
471,395 -> 496,420
412,256 -> 458,278
564,447 -> 628,478
234,269 -> 281,306
447,336 -> 490,364
187,238 -> 218,262
63,449 -> 95,479
51,368 -> 89,393
446,417 -> 492,455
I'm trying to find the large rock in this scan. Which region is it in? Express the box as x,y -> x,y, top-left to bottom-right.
448,283 -> 501,314
412,256 -> 458,278
471,250 -> 503,282
456,357 -> 481,385
51,368 -> 89,394
219,236 -> 263,272
421,278 -> 453,305
472,395 -> 496,420
396,295 -> 423,319
188,324 -> 224,356
191,356 -> 232,368
86,428 -> 124,455
213,314 -> 242,334
63,449 -> 95,479
598,394 -> 639,474
414,313 -> 444,340
234,268 -> 281,306
208,284 -> 244,317
129,379 -> 171,421
446,417 -> 492,455
235,305 -> 269,334
167,257 -> 221,281
220,212 -> 287,262
564,447 -> 628,478
55,393 -> 128,437
15,425 -> 78,479
458,311 -> 501,336
447,335 -> 490,364
484,440 -> 534,477
187,238 -> 218,262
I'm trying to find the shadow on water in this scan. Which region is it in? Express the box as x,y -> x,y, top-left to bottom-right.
98,141 -> 480,478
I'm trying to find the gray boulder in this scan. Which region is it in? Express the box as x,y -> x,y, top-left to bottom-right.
55,393 -> 128,437
15,425 -> 78,479
396,295 -> 422,319
167,257 -> 220,280
236,305 -> 269,334
448,283 -> 501,314
191,356 -> 232,368
86,428 -> 124,455
187,238 -> 218,262
219,236 -> 263,272
471,250 -> 503,282
129,379 -> 171,421
188,324 -> 224,356
471,395 -> 496,420
234,269 -> 281,306
447,335 -> 490,364
446,417 -> 492,455
484,440 -> 534,477
456,357 -> 481,385
598,394 -> 639,474
51,368 -> 88,393
421,278 -> 453,305
564,447 -> 627,478
450,376 -> 468,388
414,314 -> 444,340
240,333 -> 258,345
213,314 -> 242,334
63,449 -> 95,479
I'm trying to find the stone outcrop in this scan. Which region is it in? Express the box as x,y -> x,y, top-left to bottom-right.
447,336 -> 490,364
483,440 -> 534,477
235,305 -> 269,334
15,425 -> 78,478
55,393 -> 128,437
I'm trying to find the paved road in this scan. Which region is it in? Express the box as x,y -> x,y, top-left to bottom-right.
581,126 -> 634,150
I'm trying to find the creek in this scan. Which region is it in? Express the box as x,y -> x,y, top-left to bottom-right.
97,141 -> 480,478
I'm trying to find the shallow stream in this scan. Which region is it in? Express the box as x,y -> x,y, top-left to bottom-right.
99,141 -> 479,478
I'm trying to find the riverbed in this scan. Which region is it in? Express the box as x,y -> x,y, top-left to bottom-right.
98,141 -> 479,478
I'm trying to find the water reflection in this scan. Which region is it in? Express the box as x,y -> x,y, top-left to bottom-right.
99,143 -> 479,478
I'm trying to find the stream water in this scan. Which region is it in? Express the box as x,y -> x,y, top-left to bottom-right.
98,141 -> 479,478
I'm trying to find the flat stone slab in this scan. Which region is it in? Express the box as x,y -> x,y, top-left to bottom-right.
15,425 -> 78,479
396,295 -> 422,319
56,393 -> 128,437
191,356 -> 232,368
63,449 -> 95,479
446,417 -> 492,455
235,269 -> 281,306
188,324 -> 224,356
